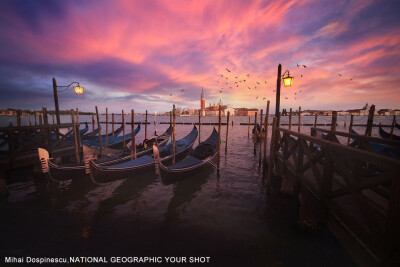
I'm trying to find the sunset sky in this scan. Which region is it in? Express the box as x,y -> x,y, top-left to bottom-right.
0,0 -> 399,113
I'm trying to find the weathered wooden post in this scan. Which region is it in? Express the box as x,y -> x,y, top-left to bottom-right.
170,111 -> 172,130
298,106 -> 301,133
131,109 -> 137,160
347,115 -> 354,146
264,101 -> 270,166
76,108 -> 79,124
34,111 -> 37,126
225,111 -> 230,153
365,104 -> 375,136
28,114 -> 32,126
314,114 -> 318,128
105,108 -> 108,147
253,111 -> 258,155
95,106 -> 103,156
275,64 -> 282,126
289,108 -> 292,130
344,114 -> 347,127
52,77 -> 61,125
331,111 -> 337,132
248,116 -> 250,138
390,115 -> 396,139
122,110 -> 125,148
91,114 -> 95,135
0,171 -> 9,198
267,117 -> 277,187
259,109 -> 263,163
70,109 -> 80,163
17,109 -> 21,127
52,114 -> 55,124
112,113 -> 115,138
42,107 -> 49,148
172,105 -> 176,164
145,110 -> 148,140
39,113 -> 43,125
198,111 -> 201,144
218,105 -> 221,170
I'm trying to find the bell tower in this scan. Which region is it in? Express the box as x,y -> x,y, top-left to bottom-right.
200,88 -> 206,116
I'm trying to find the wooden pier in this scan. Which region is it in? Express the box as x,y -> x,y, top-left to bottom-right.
268,124 -> 400,266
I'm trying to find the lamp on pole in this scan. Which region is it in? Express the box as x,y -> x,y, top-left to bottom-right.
52,77 -> 84,124
274,64 -> 293,126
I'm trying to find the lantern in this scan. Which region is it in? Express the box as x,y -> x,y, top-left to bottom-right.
282,71 -> 294,87
74,85 -> 84,95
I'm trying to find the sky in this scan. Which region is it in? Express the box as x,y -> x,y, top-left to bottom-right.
0,0 -> 399,113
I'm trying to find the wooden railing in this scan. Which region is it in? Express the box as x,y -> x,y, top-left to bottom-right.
270,126 -> 400,266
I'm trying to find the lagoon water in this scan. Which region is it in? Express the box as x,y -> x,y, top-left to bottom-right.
1,115 -> 397,266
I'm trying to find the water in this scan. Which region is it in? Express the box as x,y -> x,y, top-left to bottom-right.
2,114 -> 396,266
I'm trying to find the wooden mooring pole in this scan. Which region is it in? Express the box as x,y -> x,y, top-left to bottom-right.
112,113 -> 115,138
170,111 -> 172,130
95,106 -> 103,156
105,108 -> 108,147
264,101 -> 270,166
198,111 -> 201,144
217,105 -> 221,170
70,109 -> 80,163
248,117 -> 250,138
390,115 -> 396,139
267,117 -> 277,188
225,111 -> 230,154
298,106 -> 301,133
91,114 -> 95,135
347,115 -> 354,146
34,111 -> 37,126
259,109 -> 263,163
314,114 -> 318,128
253,111 -> 258,155
145,110 -> 148,140
172,105 -> 176,165
131,109 -> 137,160
365,104 -> 375,136
289,108 -> 292,130
122,110 -> 125,148
331,111 -> 337,132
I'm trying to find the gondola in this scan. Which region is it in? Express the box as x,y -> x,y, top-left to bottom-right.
351,128 -> 400,159
89,126 -> 198,184
153,128 -> 218,184
81,124 -> 124,141
82,124 -> 141,148
378,123 -> 400,141
38,126 -> 170,182
395,120 -> 400,130
66,122 -> 89,139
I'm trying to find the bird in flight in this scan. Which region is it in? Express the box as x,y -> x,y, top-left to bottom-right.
256,96 -> 259,99
301,75 -> 303,77
285,97 -> 288,99
243,80 -> 246,82
273,90 -> 276,92
257,82 -> 260,84
217,81 -> 219,83
265,81 -> 267,84
248,87 -> 251,90
299,90 -> 302,92
170,94 -> 173,96
297,64 -> 300,68
226,77 -> 228,80
263,97 -> 266,100
246,74 -> 250,77
338,74 -> 342,76
181,89 -> 184,92
220,74 -> 224,77
235,76 -> 238,79
350,78 -> 353,81
303,65 -> 307,68
219,90 -> 223,93
226,68 -> 231,72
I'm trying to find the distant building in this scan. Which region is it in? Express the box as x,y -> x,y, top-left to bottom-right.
347,103 -> 378,116
234,108 -> 258,116
200,88 -> 206,116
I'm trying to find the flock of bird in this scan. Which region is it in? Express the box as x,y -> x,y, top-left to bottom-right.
168,63 -> 353,101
